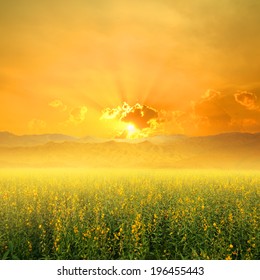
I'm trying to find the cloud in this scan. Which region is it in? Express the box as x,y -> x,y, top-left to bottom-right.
201,89 -> 221,101
229,118 -> 260,133
177,89 -> 260,135
101,89 -> 260,138
155,89 -> 260,136
234,91 -> 259,110
49,99 -> 67,111
100,106 -> 122,120
121,104 -> 158,129
100,102 -> 159,129
193,90 -> 231,130
100,102 -> 160,138
28,118 -> 46,131
101,102 -> 158,129
69,106 -> 88,124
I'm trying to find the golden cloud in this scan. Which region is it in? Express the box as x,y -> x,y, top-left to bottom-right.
100,106 -> 123,120
101,102 -> 160,138
101,102 -> 158,128
193,90 -> 231,131
49,99 -> 67,111
69,106 -> 88,124
229,118 -> 260,133
201,89 -> 221,100
157,89 -> 260,136
234,91 -> 259,110
28,118 -> 47,131
100,89 -> 260,138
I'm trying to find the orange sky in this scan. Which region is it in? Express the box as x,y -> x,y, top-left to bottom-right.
1,0 -> 260,138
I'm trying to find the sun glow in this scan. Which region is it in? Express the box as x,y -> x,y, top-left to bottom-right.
127,124 -> 135,133
126,123 -> 139,138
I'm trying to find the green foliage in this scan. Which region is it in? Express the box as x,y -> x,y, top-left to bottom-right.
0,168 -> 259,260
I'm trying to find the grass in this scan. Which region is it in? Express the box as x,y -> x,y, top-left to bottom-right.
0,168 -> 259,260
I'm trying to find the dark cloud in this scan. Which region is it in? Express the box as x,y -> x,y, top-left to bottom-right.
159,89 -> 259,136
183,89 -> 260,134
100,102 -> 160,137
122,104 -> 158,129
193,90 -> 232,130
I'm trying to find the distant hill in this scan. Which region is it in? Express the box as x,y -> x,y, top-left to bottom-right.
0,131 -> 187,147
0,132 -> 259,169
0,131 -> 77,147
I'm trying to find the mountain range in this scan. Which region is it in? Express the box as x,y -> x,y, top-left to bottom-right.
0,131 -> 186,147
0,131 -> 259,169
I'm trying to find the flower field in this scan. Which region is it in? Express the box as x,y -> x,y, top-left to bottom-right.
0,168 -> 259,260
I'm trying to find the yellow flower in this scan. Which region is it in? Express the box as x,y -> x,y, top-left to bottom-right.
229,244 -> 233,249
73,226 -> 79,234
27,241 -> 32,252
225,255 -> 232,260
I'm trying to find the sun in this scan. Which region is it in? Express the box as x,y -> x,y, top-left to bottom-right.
127,124 -> 136,133
125,123 -> 139,138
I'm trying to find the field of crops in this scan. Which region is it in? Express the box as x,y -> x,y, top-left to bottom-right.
0,168 -> 259,260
